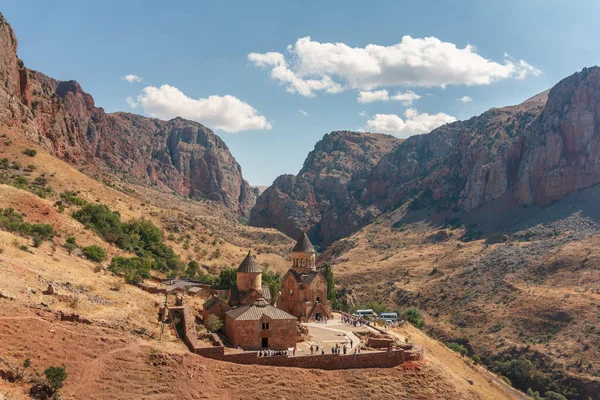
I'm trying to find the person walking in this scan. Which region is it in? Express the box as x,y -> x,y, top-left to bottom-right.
350,339 -> 353,348
293,346 -> 296,356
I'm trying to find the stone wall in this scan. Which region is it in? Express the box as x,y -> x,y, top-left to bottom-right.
218,347 -> 424,369
367,337 -> 396,349
175,296 -> 424,370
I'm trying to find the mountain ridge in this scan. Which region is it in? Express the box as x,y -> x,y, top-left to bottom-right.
0,13 -> 257,216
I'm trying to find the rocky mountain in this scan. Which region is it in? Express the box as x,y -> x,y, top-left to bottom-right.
250,131 -> 402,246
0,14 -> 257,216
254,67 -> 600,244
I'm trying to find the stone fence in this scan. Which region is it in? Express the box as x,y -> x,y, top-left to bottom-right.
174,301 -> 423,370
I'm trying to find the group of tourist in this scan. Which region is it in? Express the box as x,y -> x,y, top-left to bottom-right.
309,344 -> 326,355
315,314 -> 328,323
259,349 -> 288,357
341,313 -> 370,328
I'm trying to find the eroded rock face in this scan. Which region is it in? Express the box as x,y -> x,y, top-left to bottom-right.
0,13 -> 256,216
254,67 -> 600,245
250,131 -> 402,246
369,68 -> 600,216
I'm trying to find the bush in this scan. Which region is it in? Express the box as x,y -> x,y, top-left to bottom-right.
32,235 -> 44,248
205,314 -> 223,332
214,268 -> 236,290
73,203 -> 180,271
60,191 -> 87,206
82,245 -> 107,262
402,307 -> 425,329
544,391 -> 567,400
44,365 -> 67,392
447,342 -> 468,357
109,256 -> 152,284
491,357 -> 549,393
262,266 -> 281,299
22,148 -> 37,157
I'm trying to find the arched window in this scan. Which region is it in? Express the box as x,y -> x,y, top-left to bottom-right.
262,322 -> 269,330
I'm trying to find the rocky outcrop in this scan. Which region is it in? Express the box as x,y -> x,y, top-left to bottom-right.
250,131 -> 401,246
368,68 -> 600,216
0,13 -> 256,215
254,67 -> 600,244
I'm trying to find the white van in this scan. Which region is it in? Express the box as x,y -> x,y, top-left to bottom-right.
354,309 -> 374,318
378,312 -> 398,321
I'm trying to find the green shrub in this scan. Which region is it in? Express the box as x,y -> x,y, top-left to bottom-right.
205,314 -> 223,332
73,204 -> 180,271
447,342 -> 468,357
44,365 -> 67,392
60,191 -> 87,206
82,245 -> 107,262
402,307 -> 425,329
544,391 -> 567,400
109,256 -> 152,284
22,148 -> 37,157
214,268 -> 237,290
262,266 -> 281,299
32,235 -> 44,248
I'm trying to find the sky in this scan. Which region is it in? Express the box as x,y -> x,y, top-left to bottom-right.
3,0 -> 600,186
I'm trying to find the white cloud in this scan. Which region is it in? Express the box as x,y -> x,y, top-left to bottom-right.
125,96 -> 138,108
122,74 -> 143,83
359,111 -> 366,117
458,95 -> 473,103
357,89 -> 421,105
357,90 -> 390,103
298,109 -> 308,116
366,108 -> 456,138
249,36 -> 540,97
128,84 -> 271,133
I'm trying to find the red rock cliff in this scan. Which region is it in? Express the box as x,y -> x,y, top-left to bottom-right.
0,13 -> 257,216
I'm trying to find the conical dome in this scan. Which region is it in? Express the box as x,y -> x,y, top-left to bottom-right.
292,232 -> 315,253
237,251 -> 262,273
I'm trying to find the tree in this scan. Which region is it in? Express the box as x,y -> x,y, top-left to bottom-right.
185,260 -> 199,278
205,314 -> 223,332
82,245 -> 107,262
544,392 -> 567,400
447,342 -> 468,357
402,307 -> 425,329
323,263 -> 336,302
214,268 -> 237,290
44,365 -> 67,393
262,266 -> 281,300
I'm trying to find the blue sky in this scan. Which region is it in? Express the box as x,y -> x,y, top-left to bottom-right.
3,0 -> 600,185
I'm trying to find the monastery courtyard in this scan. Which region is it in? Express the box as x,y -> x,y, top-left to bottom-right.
294,313 -> 406,356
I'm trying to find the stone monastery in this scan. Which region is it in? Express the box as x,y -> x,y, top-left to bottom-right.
203,232 -> 332,350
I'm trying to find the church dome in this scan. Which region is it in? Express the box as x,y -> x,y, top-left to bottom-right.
292,232 -> 316,253
237,251 -> 262,273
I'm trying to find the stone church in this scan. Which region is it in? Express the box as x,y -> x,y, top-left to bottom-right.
204,251 -> 297,350
203,233 -> 331,349
278,233 -> 332,322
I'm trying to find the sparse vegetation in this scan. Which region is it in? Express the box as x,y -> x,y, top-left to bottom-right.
72,203 -> 181,271
205,314 -> 223,332
22,148 -> 37,157
446,342 -> 468,357
402,307 -> 425,329
81,245 -> 107,262
0,207 -> 55,240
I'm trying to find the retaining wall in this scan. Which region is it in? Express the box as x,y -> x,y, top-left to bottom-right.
176,302 -> 423,370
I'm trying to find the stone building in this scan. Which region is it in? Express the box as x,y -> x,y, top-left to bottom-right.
228,251 -> 271,307
224,298 -> 297,349
278,233 -> 332,322
204,251 -> 297,350
202,295 -> 231,322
